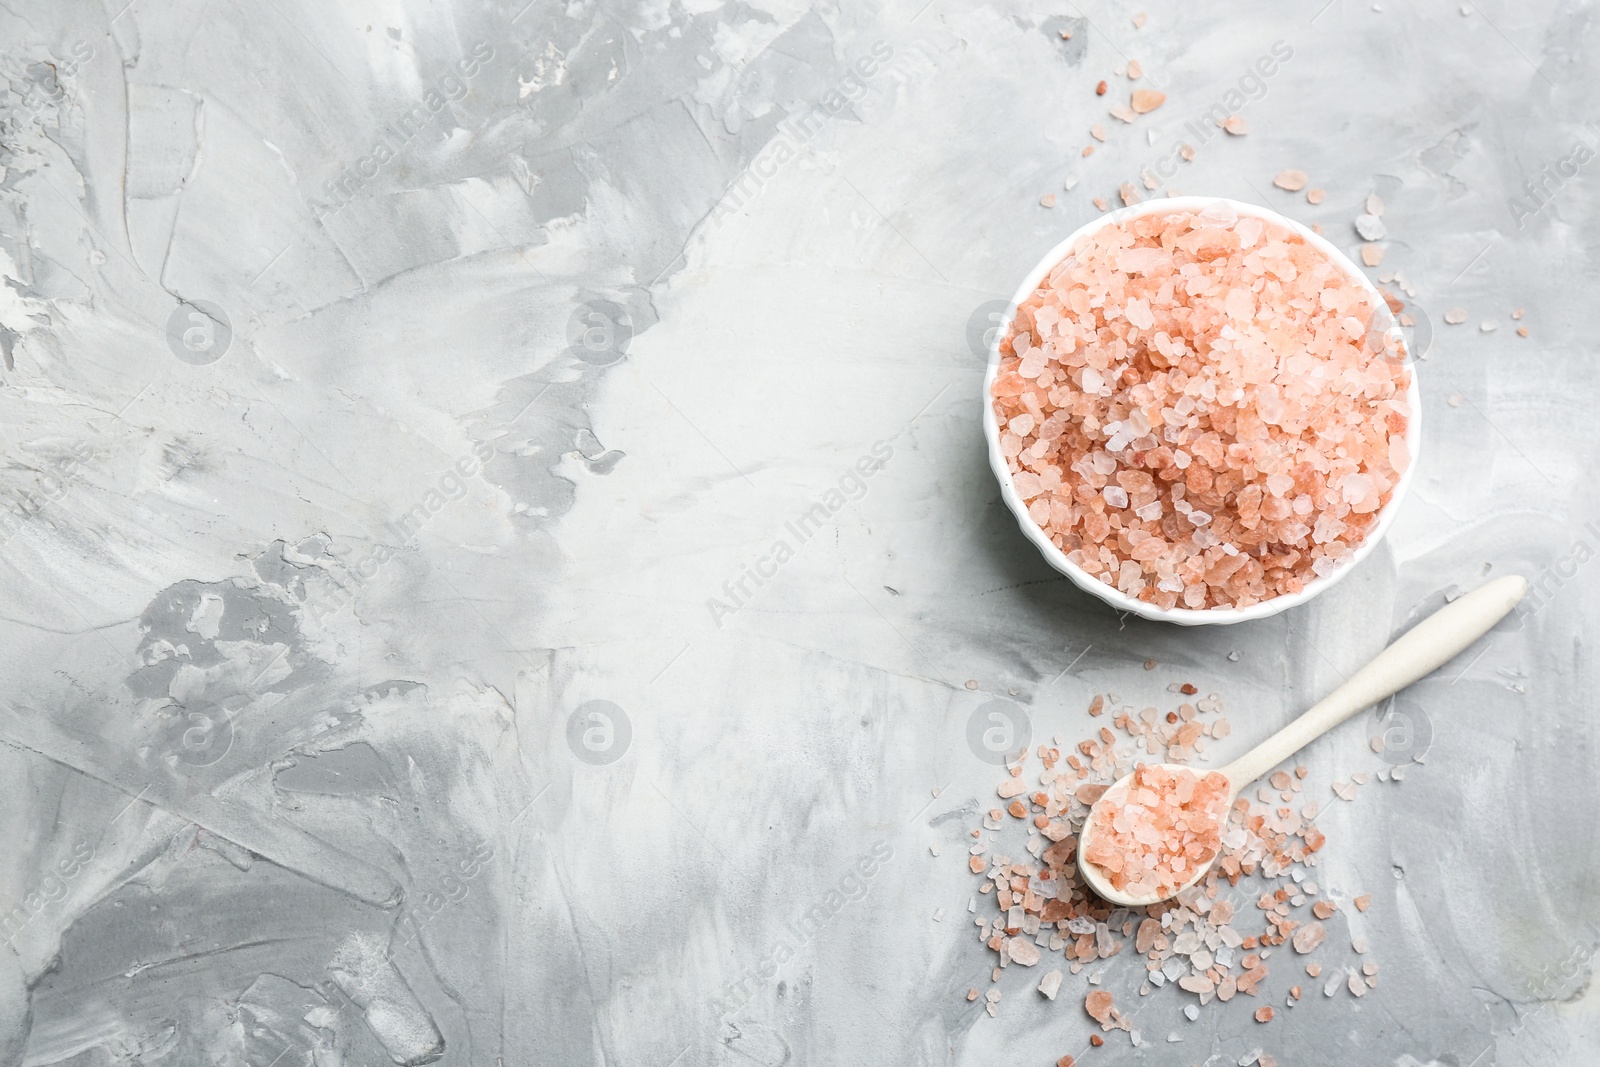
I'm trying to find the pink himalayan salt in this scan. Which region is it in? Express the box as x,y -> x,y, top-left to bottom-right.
1084,763 -> 1230,899
992,205 -> 1412,609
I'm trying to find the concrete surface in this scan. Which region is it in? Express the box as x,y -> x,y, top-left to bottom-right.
0,0 -> 1596,1064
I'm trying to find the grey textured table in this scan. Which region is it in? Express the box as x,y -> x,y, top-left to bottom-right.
0,1 -> 1595,1064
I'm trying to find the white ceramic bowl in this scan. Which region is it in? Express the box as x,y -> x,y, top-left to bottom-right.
982,196 -> 1421,626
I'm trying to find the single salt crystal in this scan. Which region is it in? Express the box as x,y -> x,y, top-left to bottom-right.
1184,1003 -> 1199,1021
1355,214 -> 1386,240
1039,969 -> 1063,999
1196,202 -> 1238,227
1126,297 -> 1155,329
1104,486 -> 1130,508
1339,473 -> 1372,504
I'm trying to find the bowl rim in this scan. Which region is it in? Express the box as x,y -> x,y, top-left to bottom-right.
981,195 -> 1422,626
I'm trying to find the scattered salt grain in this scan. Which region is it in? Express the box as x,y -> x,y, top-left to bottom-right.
1355,214 -> 1386,241
1291,922 -> 1326,953
1223,115 -> 1249,135
1444,308 -> 1468,324
1307,188 -> 1325,205
1361,244 -> 1385,267
956,690 -> 1365,1030
1009,936 -> 1042,966
1273,169 -> 1309,192
1131,89 -> 1167,113
1085,989 -> 1115,1024
1040,969 -> 1063,999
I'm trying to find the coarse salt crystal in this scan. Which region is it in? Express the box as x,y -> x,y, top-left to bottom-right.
1273,169 -> 1309,192
1355,214 -> 1386,241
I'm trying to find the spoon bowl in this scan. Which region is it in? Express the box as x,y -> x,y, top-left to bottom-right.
1075,575 -> 1528,907
1076,762 -> 1232,908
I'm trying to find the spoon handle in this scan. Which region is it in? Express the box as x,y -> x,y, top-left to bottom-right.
1221,575 -> 1528,789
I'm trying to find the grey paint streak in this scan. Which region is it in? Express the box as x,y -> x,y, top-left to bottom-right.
0,0 -> 1596,1065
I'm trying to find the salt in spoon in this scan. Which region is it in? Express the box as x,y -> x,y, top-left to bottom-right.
1076,574 -> 1528,908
